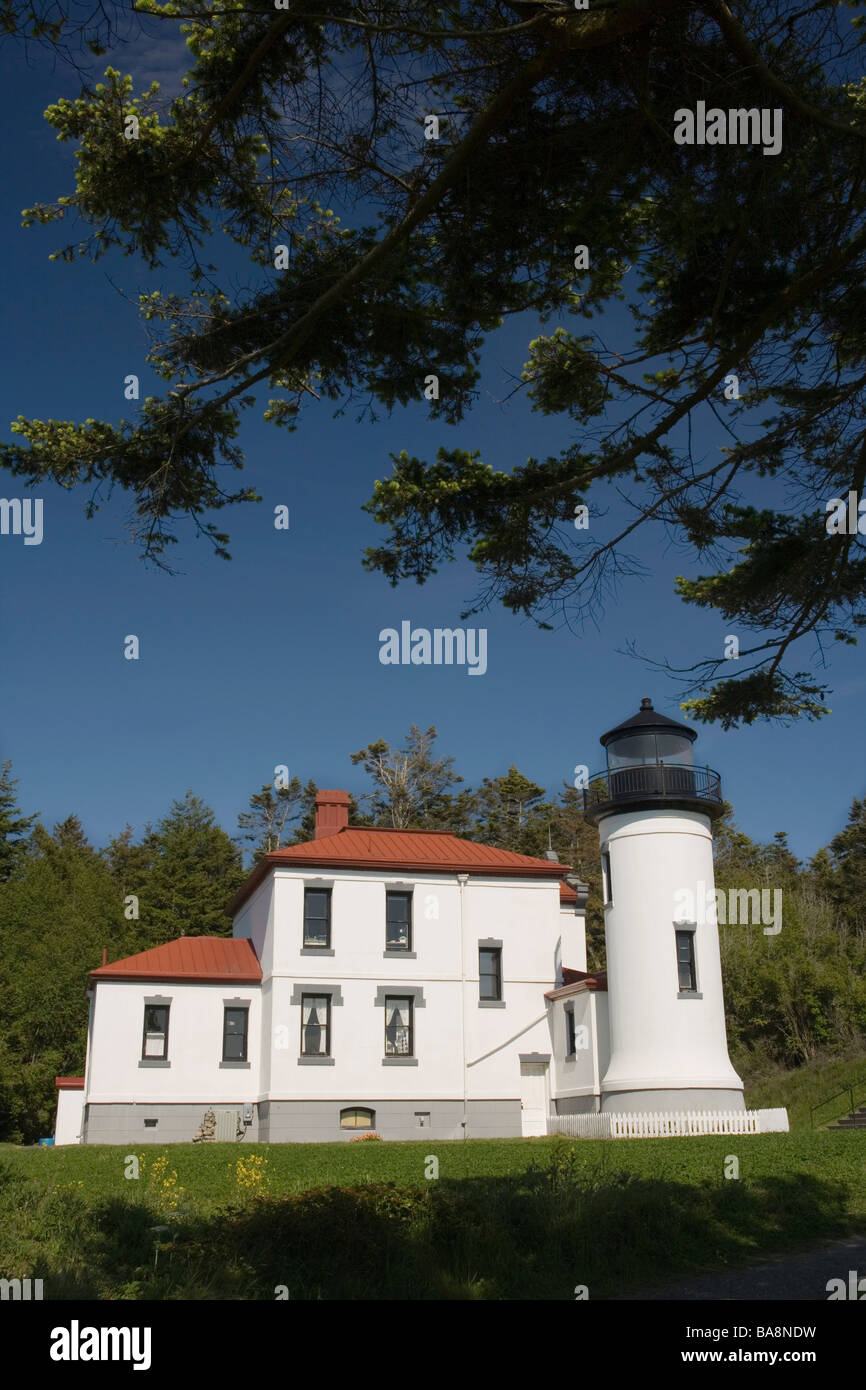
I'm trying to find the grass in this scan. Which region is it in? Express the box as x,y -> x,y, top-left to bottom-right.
744,1051 -> 866,1131
2,1131 -> 865,1299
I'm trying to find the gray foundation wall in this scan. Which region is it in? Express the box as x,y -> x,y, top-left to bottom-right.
553,1094 -> 601,1116
260,1098 -> 521,1142
82,1102 -> 260,1145
601,1087 -> 746,1113
82,1098 -> 521,1144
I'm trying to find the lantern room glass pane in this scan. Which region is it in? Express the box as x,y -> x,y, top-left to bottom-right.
607,731 -> 694,769
655,733 -> 694,765
607,734 -> 657,768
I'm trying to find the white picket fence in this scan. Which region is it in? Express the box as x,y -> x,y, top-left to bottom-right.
548,1107 -> 788,1139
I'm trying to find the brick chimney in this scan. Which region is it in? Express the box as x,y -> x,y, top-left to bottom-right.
314,789 -> 350,839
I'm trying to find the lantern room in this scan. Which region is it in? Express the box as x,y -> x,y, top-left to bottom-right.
583,697 -> 724,824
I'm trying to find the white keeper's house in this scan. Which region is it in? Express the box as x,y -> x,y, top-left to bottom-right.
55,700 -> 785,1146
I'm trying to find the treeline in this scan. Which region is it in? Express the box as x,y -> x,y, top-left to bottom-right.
0,726 -> 864,1139
713,816 -> 866,1080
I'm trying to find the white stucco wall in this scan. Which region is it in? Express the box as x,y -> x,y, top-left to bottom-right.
86,980 -> 261,1103
84,866 -> 589,1116
233,877 -> 275,976
54,1088 -> 84,1145
257,869 -> 574,1101
550,989 -> 605,1099
559,905 -> 587,972
599,808 -> 743,1098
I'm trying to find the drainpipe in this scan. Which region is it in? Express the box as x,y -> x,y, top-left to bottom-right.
81,986 -> 95,1145
457,873 -> 469,1137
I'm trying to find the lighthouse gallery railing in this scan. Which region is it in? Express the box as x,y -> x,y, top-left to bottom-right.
582,762 -> 722,813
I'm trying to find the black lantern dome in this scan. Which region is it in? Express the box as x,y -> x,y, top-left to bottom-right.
583,697 -> 723,825
601,695 -> 696,765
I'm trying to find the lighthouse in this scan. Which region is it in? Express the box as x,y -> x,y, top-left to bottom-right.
583,698 -> 744,1113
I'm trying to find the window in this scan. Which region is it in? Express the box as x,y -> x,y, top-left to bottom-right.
386,890 -> 412,951
602,850 -> 613,905
142,1004 -> 169,1060
301,994 -> 331,1056
304,887 -> 331,948
479,947 -> 502,1002
676,929 -> 697,992
340,1107 -> 375,1130
223,1007 -> 248,1062
384,996 -> 413,1056
565,1006 -> 577,1057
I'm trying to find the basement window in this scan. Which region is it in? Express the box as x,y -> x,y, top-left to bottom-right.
143,1119 -> 158,1129
340,1107 -> 375,1130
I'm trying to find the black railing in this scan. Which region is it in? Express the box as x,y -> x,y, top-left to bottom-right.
810,1075 -> 866,1129
583,762 -> 723,813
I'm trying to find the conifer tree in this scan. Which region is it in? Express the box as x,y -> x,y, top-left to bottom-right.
0,760 -> 37,882
0,817 -> 121,1141
6,3 -> 866,721
138,791 -> 244,943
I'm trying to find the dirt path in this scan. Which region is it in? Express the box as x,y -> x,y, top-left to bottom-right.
616,1232 -> 866,1300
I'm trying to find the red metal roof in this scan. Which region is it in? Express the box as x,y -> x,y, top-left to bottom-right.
229,825 -> 571,915
89,936 -> 261,984
559,881 -> 578,903
545,969 -> 608,998
55,1076 -> 85,1090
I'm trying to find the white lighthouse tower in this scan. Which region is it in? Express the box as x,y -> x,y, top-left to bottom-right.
584,698 -> 744,1113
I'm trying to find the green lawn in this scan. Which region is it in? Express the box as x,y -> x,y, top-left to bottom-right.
2,1131 -> 865,1299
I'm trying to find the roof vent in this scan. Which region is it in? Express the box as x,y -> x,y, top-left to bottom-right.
640,697 -> 653,711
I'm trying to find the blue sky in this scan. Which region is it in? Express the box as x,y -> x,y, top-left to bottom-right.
1,27 -> 863,866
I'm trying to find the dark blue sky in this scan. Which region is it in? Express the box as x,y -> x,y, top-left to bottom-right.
1,27 -> 863,865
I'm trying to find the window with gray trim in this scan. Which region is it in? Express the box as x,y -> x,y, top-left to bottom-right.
479,946 -> 502,1001
602,850 -> 613,905
385,890 -> 412,951
565,1006 -> 577,1057
222,1006 -> 248,1062
675,928 -> 697,992
142,1004 -> 169,1060
384,996 -> 413,1056
304,887 -> 331,948
301,993 -> 331,1056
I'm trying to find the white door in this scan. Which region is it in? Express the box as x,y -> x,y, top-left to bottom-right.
520,1062 -> 548,1136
